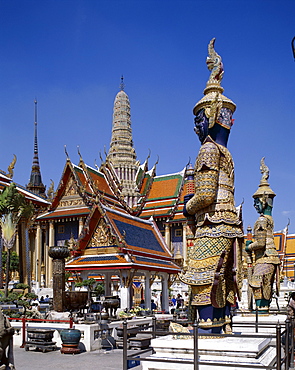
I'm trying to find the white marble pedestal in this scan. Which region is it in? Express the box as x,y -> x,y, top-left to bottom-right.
142,335 -> 277,370
232,313 -> 287,333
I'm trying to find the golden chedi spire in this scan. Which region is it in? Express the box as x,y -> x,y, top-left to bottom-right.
106,77 -> 140,208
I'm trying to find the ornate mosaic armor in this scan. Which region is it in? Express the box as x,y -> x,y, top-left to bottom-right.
246,158 -> 280,313
248,215 -> 280,301
180,137 -> 243,310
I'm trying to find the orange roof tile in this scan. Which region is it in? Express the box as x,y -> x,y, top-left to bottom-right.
38,207 -> 90,220
148,176 -> 182,199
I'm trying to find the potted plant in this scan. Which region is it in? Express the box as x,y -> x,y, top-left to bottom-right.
60,327 -> 81,354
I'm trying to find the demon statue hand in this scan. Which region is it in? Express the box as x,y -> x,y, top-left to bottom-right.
180,38 -> 243,333
245,158 -> 280,314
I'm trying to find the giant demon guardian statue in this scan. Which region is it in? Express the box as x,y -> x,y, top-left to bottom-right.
180,38 -> 244,333
245,158 -> 280,314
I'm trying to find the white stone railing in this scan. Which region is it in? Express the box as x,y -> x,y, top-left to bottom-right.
10,316 -> 153,351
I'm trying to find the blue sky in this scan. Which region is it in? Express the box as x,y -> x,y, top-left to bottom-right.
0,0 -> 295,233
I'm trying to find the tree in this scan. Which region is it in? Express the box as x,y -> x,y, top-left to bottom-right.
2,251 -> 19,277
82,278 -> 96,312
0,183 -> 34,297
94,284 -> 105,296
75,278 -> 97,312
0,283 -> 38,318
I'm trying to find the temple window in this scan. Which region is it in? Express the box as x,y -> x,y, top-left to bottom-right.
58,225 -> 65,234
175,229 -> 182,237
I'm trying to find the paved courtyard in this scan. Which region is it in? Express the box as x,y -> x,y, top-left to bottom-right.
13,346 -> 142,370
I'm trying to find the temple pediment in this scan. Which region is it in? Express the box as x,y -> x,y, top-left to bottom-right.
84,218 -> 118,255
58,176 -> 85,209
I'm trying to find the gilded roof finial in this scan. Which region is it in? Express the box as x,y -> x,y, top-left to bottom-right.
64,145 -> 69,160
77,145 -> 82,161
7,154 -> 17,179
47,179 -> 54,200
77,146 -> 85,167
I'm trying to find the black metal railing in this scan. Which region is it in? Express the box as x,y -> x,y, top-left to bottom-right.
122,316 -> 295,370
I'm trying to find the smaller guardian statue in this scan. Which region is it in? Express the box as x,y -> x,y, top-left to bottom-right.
245,158 -> 280,313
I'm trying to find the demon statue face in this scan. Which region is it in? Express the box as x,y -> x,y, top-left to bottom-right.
194,109 -> 209,143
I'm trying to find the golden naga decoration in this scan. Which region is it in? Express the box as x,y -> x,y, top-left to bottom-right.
206,38 -> 224,86
6,154 -> 17,179
193,38 -> 236,130
47,179 -> 54,200
253,157 -> 276,200
260,157 -> 269,182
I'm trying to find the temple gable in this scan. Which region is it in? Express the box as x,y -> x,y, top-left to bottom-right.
84,218 -> 118,255
58,176 -> 85,209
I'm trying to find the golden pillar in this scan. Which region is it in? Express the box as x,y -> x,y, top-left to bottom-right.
46,221 -> 55,287
35,223 -> 42,285
165,223 -> 171,251
182,222 -> 187,267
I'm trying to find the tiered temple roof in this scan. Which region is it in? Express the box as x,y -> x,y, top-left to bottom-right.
140,170 -> 186,222
0,171 -> 50,209
37,155 -> 180,274
66,205 -> 179,273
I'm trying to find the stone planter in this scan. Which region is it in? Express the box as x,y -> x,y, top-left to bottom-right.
63,291 -> 88,311
60,328 -> 81,354
27,329 -> 55,342
25,329 -> 56,353
116,326 -> 138,338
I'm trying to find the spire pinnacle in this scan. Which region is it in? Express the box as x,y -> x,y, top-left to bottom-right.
120,75 -> 125,91
34,99 -> 37,123
34,99 -> 38,155
26,100 -> 46,198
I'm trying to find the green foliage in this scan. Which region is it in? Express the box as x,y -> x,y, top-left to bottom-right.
2,310 -> 20,318
94,284 -> 105,295
17,300 -> 30,308
14,283 -> 29,291
0,183 -> 34,248
25,292 -> 38,300
74,282 -> 83,289
0,285 -> 39,318
82,278 -> 96,288
7,292 -> 20,302
65,272 -> 72,281
0,183 -> 25,216
0,183 -> 34,218
0,183 -> 35,297
75,278 -> 97,290
2,251 -> 19,272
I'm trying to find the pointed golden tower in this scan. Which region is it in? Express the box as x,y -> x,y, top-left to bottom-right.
106,77 -> 140,207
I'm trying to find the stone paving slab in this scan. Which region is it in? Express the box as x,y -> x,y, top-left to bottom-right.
13,346 -> 143,370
